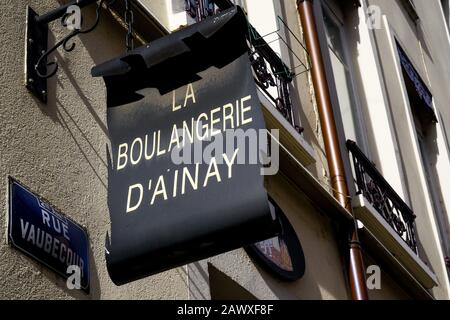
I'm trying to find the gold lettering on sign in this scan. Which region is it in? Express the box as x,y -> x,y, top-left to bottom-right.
173,84 -> 197,112
121,87 -> 255,213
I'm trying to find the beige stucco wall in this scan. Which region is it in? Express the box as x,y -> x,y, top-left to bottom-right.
0,0 -> 188,300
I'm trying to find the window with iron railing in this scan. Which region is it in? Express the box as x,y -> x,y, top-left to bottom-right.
347,140 -> 418,254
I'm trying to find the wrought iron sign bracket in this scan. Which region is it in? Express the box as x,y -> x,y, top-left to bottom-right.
25,0 -> 112,103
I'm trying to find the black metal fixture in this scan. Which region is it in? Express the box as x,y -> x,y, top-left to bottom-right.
25,0 -> 115,103
124,0 -> 134,52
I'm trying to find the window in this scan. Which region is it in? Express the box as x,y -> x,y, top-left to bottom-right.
398,44 -> 450,259
322,5 -> 367,149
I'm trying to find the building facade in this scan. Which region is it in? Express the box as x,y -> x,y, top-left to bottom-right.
0,0 -> 449,300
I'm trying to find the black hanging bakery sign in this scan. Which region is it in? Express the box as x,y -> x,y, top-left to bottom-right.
92,6 -> 279,285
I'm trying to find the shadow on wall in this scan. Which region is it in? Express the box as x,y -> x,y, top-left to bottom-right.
35,4 -> 122,189
87,245 -> 102,299
54,98 -> 108,189
208,263 -> 258,300
178,263 -> 210,300
424,124 -> 450,257
15,244 -> 101,299
25,3 -> 128,299
55,51 -> 109,137
41,1 -> 127,123
393,0 -> 433,62
40,1 -> 125,113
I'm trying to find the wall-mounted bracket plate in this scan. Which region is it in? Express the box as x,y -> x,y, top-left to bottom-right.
25,6 -> 48,104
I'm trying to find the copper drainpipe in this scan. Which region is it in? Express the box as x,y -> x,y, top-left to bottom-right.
296,0 -> 369,300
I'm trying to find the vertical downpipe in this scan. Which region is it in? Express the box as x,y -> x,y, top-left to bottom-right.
296,0 -> 369,300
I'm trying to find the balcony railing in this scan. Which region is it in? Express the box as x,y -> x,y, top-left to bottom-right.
184,0 -> 304,133
247,26 -> 297,130
185,0 -> 216,22
347,140 -> 418,253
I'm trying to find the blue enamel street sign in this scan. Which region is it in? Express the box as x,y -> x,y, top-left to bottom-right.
8,177 -> 90,292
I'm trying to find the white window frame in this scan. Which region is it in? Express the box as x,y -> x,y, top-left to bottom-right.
319,0 -> 371,156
